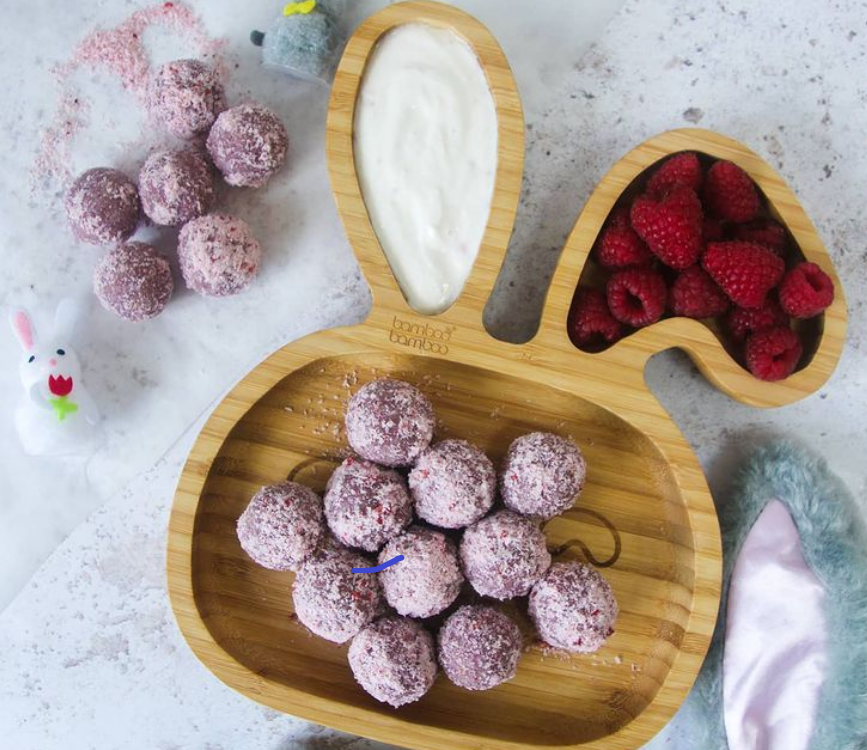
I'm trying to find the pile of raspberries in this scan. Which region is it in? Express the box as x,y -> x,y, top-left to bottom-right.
568,152 -> 835,381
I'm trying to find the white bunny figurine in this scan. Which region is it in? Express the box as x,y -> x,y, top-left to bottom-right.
9,299 -> 100,456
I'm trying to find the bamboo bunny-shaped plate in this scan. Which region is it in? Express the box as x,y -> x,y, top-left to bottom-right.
168,3 -> 842,749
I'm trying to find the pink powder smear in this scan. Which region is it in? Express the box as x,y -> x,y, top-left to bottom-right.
33,2 -> 228,190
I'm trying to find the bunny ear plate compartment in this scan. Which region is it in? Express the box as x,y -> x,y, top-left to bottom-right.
166,3 -> 846,749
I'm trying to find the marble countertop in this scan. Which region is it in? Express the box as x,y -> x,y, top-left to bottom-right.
1,0 -> 866,748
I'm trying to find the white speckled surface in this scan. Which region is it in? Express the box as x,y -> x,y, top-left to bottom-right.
1,0 -> 866,748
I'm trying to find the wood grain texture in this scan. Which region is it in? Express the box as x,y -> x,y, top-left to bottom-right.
168,5 -> 840,750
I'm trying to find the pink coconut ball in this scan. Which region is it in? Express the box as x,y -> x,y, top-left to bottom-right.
236,481 -> 324,572
292,546 -> 383,644
324,457 -> 413,552
147,59 -> 227,139
460,510 -> 551,600
139,149 -> 215,227
528,561 -> 618,654
93,242 -> 173,322
178,213 -> 261,297
65,167 -> 140,245
206,103 -> 288,187
345,379 -> 435,468
409,439 -> 495,529
437,605 -> 522,691
348,616 -> 437,708
500,432 -> 587,521
378,526 -> 463,619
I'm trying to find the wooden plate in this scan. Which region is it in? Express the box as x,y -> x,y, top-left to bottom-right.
168,2 -> 840,749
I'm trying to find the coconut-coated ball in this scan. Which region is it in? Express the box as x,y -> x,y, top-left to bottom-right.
236,481 -> 324,571
500,432 -> 586,520
437,605 -> 522,691
460,510 -> 551,600
147,59 -> 226,139
139,149 -> 215,227
378,526 -> 463,618
409,439 -> 495,529
528,561 -> 618,654
345,379 -> 435,468
93,242 -> 173,322
324,457 -> 413,552
292,546 -> 382,644
206,103 -> 288,187
65,168 -> 140,245
178,213 -> 261,297
348,616 -> 437,707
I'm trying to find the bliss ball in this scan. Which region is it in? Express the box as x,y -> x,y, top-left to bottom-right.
460,510 -> 551,600
178,213 -> 261,297
65,168 -> 140,245
292,546 -> 382,644
409,439 -> 495,529
348,616 -> 437,707
500,432 -> 586,521
378,526 -> 463,618
139,149 -> 215,227
93,242 -> 173,322
528,561 -> 618,654
324,457 -> 413,552
206,103 -> 288,188
345,379 -> 435,467
236,481 -> 324,571
148,59 -> 226,139
437,605 -> 522,691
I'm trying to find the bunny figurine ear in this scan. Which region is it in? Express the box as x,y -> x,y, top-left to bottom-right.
9,308 -> 37,352
53,298 -> 82,341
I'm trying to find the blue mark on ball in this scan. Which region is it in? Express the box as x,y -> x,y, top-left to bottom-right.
352,555 -> 404,574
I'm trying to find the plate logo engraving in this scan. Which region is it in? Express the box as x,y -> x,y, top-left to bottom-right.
389,316 -> 455,355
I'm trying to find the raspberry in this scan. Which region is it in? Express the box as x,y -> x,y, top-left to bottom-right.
778,262 -> 835,318
745,326 -> 803,381
703,160 -> 760,223
702,241 -> 785,309
669,266 -> 730,318
703,217 -> 725,242
647,152 -> 703,198
733,219 -> 787,255
606,267 -> 667,327
630,186 -> 703,269
568,288 -> 623,347
596,208 -> 653,268
726,298 -> 788,343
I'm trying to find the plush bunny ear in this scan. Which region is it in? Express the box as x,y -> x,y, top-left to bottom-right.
723,499 -> 827,750
9,308 -> 37,351
53,298 -> 82,341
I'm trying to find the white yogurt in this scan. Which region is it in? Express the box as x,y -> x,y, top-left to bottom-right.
353,22 -> 499,315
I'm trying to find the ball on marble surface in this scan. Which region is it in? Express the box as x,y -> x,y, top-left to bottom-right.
139,149 -> 215,227
65,168 -> 140,245
251,3 -> 342,85
460,510 -> 551,600
345,379 -> 435,468
236,481 -> 324,571
409,439 -> 495,529
324,457 -> 413,552
93,241 -> 173,322
437,605 -> 522,691
177,213 -> 261,297
348,616 -> 437,707
378,525 -> 463,619
147,59 -> 227,139
292,545 -> 383,644
528,561 -> 618,654
206,103 -> 288,188
500,432 -> 586,521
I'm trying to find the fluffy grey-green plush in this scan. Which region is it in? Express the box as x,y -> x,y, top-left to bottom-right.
644,441 -> 867,750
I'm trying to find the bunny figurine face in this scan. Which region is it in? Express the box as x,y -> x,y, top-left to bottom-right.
8,300 -> 99,454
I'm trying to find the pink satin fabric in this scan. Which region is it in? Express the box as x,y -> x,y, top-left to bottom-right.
723,499 -> 827,750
